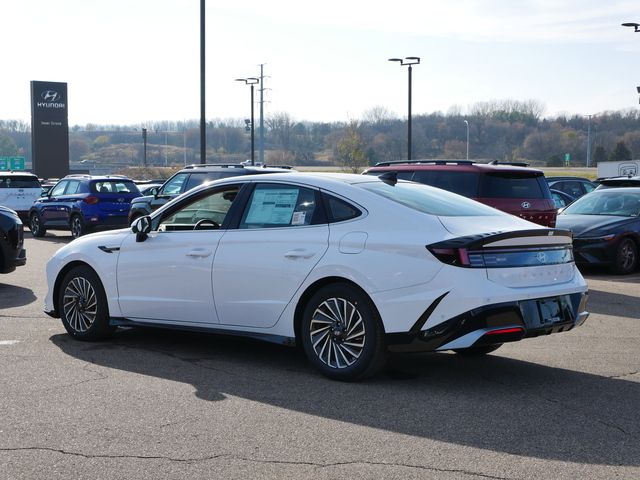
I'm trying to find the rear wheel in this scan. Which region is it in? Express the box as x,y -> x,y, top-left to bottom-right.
29,212 -> 46,237
58,265 -> 113,340
611,238 -> 638,275
70,214 -> 87,239
454,344 -> 503,356
301,283 -> 387,381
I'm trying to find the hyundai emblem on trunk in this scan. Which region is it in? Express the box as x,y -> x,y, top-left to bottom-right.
521,202 -> 531,208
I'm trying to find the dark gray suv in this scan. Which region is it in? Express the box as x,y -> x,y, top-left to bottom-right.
128,164 -> 293,223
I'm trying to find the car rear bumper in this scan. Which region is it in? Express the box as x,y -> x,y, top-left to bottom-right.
386,291 -> 589,353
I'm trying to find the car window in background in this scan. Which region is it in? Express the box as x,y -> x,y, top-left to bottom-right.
360,181 -> 505,217
412,171 -> 479,197
161,174 -> 189,195
239,184 -> 320,228
551,192 -> 566,209
0,176 -> 41,188
65,180 -> 82,194
563,192 -> 640,217
480,173 -> 544,198
49,182 -> 67,197
324,195 -> 361,222
91,180 -> 139,193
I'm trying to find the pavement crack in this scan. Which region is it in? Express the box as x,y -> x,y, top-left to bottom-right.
607,370 -> 639,379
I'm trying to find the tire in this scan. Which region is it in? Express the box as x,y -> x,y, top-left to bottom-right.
70,214 -> 87,239
301,283 -> 387,381
58,265 -> 113,340
454,344 -> 503,356
611,238 -> 638,275
29,212 -> 47,237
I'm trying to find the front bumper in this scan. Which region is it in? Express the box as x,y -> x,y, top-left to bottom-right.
386,291 -> 589,353
572,238 -> 617,267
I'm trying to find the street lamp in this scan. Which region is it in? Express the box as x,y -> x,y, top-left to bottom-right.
586,114 -> 592,168
235,77 -> 260,165
464,120 -> 469,161
388,56 -> 420,160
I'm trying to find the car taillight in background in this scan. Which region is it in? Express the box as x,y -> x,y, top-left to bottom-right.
83,196 -> 99,205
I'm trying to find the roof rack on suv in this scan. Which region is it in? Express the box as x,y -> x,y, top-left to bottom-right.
488,160 -> 530,167
183,164 -> 246,169
374,160 -> 475,167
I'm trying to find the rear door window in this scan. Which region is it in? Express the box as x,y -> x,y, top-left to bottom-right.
479,173 -> 544,199
65,180 -> 82,194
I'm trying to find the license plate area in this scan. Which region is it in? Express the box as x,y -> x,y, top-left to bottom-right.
520,295 -> 574,330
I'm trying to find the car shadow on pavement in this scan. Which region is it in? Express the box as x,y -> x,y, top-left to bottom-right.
586,289 -> 640,319
0,283 -> 37,308
51,328 -> 640,467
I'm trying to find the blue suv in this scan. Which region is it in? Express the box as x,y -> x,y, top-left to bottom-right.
29,175 -> 141,239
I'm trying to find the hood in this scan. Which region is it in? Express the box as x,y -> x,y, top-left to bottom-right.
131,194 -> 154,204
437,214 -> 542,237
556,214 -> 635,237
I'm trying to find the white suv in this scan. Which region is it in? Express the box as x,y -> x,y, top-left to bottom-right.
0,172 -> 41,220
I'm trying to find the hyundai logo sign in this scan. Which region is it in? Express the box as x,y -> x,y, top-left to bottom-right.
41,90 -> 60,102
36,90 -> 65,109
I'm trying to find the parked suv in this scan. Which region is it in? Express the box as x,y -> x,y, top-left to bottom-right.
363,160 -> 557,227
128,163 -> 293,223
29,175 -> 141,239
0,206 -> 26,273
0,172 -> 41,220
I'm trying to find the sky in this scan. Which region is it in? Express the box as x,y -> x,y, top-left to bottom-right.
3,0 -> 640,126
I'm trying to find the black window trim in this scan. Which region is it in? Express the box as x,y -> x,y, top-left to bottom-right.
320,190 -> 364,224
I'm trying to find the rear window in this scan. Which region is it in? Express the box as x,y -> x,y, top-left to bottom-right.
359,181 -> 505,217
91,180 -> 139,194
185,171 -> 244,191
412,171 -> 480,197
0,176 -> 40,189
479,173 -> 544,199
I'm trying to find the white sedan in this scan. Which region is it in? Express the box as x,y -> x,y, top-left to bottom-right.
44,173 -> 589,380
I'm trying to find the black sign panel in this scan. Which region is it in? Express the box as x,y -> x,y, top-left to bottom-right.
30,81 -> 70,178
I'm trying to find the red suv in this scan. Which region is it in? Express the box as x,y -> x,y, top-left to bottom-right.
363,160 -> 557,227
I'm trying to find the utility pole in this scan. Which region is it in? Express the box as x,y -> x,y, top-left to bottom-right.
142,128 -> 147,167
586,114 -> 592,168
259,63 -> 266,165
199,0 -> 206,164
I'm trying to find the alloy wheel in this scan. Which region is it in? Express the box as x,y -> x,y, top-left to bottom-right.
620,241 -> 636,271
63,277 -> 98,333
309,297 -> 366,369
71,217 -> 83,238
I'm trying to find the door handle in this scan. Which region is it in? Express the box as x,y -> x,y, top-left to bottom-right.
186,249 -> 212,258
284,249 -> 315,259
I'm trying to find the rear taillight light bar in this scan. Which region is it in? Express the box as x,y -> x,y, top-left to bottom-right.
427,245 -> 574,268
83,196 -> 99,204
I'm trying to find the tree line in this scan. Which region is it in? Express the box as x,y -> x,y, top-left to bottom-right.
1,100 -> 639,169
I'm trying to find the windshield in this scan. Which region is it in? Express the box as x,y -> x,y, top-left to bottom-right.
359,181 -> 506,217
479,172 -> 545,199
562,191 -> 640,217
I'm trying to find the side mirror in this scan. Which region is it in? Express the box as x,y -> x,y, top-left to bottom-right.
132,215 -> 152,242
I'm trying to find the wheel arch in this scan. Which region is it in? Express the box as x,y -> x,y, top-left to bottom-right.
52,261 -> 102,316
293,276 -> 384,347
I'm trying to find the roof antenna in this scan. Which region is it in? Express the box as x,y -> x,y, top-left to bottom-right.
379,171 -> 398,185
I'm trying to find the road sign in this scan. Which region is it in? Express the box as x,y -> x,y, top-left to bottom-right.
0,156 -> 26,170
564,153 -> 570,166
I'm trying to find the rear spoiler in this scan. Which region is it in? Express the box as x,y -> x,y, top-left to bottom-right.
428,229 -> 573,251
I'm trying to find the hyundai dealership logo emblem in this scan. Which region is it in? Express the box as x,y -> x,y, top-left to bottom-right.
41,90 -> 60,102
521,201 -> 531,209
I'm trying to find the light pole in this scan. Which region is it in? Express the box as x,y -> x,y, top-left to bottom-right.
621,22 -> 640,32
235,77 -> 260,165
200,0 -> 206,164
464,120 -> 469,161
388,56 -> 420,160
586,114 -> 592,168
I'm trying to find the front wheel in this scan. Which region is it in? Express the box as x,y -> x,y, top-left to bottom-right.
58,265 -> 113,340
301,283 -> 387,381
611,238 -> 638,275
29,212 -> 47,237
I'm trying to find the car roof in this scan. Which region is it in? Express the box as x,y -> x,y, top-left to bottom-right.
61,174 -> 133,181
179,163 -> 293,174
546,176 -> 594,182
0,171 -> 38,177
365,160 -> 543,175
589,186 -> 640,193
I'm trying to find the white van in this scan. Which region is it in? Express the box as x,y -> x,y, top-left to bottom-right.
0,172 -> 42,220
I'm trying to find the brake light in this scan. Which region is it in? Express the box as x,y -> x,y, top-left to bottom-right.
428,247 -> 472,267
83,196 -> 99,205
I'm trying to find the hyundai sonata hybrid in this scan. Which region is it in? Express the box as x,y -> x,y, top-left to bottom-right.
44,173 -> 589,380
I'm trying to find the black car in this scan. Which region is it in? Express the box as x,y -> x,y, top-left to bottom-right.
556,188 -> 640,274
546,176 -> 596,199
128,163 -> 293,223
0,206 -> 26,274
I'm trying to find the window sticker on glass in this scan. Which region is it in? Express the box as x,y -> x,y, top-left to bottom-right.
245,188 -> 299,225
291,211 -> 306,225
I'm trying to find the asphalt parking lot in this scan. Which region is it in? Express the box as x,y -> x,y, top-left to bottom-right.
1,232 -> 639,480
